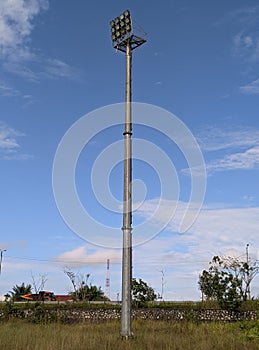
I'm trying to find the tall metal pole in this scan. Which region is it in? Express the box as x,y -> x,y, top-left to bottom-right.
121,39 -> 133,338
0,249 -> 6,275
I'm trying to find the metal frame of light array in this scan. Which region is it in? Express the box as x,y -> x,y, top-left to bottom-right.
110,10 -> 132,46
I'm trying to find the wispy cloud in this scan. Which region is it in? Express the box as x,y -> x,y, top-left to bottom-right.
0,121 -> 32,160
196,127 -> 259,152
0,80 -> 34,106
226,6 -> 259,91
206,146 -> 259,173
233,32 -> 254,51
240,78 -> 259,95
233,31 -> 259,62
216,5 -> 259,27
239,39 -> 259,63
0,81 -> 20,97
0,122 -> 22,148
0,0 -> 79,82
186,127 -> 259,175
135,199 -> 259,260
229,5 -> 259,61
42,58 -> 81,81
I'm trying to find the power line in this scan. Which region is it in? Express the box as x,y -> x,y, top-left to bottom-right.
4,254 -> 211,266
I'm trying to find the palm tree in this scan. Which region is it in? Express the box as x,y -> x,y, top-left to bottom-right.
74,284 -> 108,302
9,283 -> 32,301
88,285 -> 106,301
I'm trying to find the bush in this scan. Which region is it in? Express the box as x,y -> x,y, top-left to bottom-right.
240,320 -> 259,340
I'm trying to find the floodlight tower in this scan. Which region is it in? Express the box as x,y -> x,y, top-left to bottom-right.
109,10 -> 146,338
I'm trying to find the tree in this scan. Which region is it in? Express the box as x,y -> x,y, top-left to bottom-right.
31,273 -> 47,294
239,259 -> 258,301
132,278 -> 157,307
64,268 -> 107,302
64,268 -> 80,295
198,255 -> 259,310
75,284 -> 107,302
8,282 -> 32,301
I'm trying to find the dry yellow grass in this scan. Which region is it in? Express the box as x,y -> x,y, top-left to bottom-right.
0,319 -> 258,350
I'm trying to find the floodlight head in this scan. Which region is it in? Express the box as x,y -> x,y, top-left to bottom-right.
110,9 -> 132,44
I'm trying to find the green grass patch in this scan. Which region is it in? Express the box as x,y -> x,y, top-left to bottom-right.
0,319 -> 258,350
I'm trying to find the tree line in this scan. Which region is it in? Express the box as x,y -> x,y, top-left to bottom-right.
4,253 -> 258,310
4,269 -> 157,306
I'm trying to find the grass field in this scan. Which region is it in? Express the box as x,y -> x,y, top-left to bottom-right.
0,319 -> 258,350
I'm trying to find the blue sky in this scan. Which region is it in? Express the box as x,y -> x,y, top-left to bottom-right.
0,0 -> 259,300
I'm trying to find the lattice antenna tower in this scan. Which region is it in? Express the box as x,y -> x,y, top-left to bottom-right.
105,258 -> 110,300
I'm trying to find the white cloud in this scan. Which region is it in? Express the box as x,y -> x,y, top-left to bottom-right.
233,33 -> 259,62
0,0 -> 47,81
0,122 -> 22,149
3,60 -> 39,81
206,146 -> 259,173
240,78 -> 259,95
0,79 -> 34,101
132,200 -> 259,299
233,32 -> 254,50
196,127 -> 259,152
0,81 -> 20,96
55,245 -> 121,268
0,0 -> 79,82
186,127 -> 259,175
229,5 -> 259,61
0,121 -> 31,160
43,58 -> 80,80
226,5 -> 259,25
135,199 -> 259,249
0,0 -> 48,58
134,199 -> 259,264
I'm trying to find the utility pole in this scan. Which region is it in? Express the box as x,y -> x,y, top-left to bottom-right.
109,10 -> 146,338
0,249 -> 6,275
